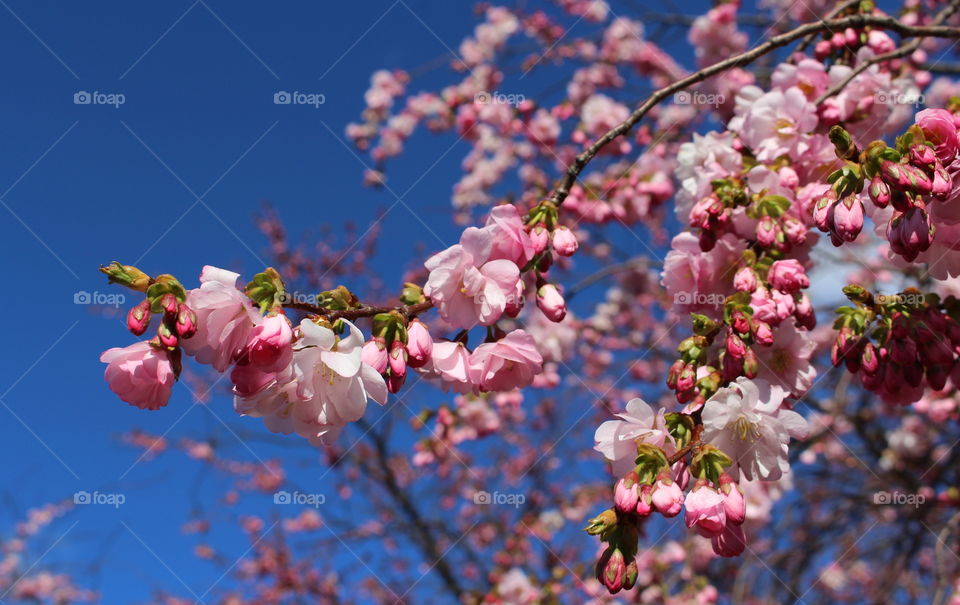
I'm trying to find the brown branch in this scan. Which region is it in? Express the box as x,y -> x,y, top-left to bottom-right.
816,1 -> 960,105
283,300 -> 434,321
547,11 -> 960,207
668,424 -> 703,465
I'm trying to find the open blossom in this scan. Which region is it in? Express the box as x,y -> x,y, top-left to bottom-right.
594,398 -> 676,477
662,232 -> 745,317
428,341 -> 472,392
915,108 -> 958,164
424,227 -> 521,329
684,481 -> 726,536
181,266 -> 260,371
701,377 -> 809,481
485,204 -> 535,266
755,320 -> 817,396
100,342 -> 175,410
468,330 -> 543,392
494,568 -> 539,604
732,86 -> 818,162
236,319 -> 387,446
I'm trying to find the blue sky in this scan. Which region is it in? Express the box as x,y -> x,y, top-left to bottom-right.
0,0 -> 750,601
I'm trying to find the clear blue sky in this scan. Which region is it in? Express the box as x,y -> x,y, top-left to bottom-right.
0,0 -> 738,602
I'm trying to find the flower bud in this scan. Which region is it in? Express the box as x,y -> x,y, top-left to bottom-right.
651,472 -> 684,517
636,484 -> 654,516
537,284 -> 567,322
725,332 -> 747,359
584,508 -> 618,536
711,523 -> 746,557
743,348 -> 759,379
174,304 -> 198,339
362,338 -> 388,373
685,480 -> 726,537
597,547 -> 627,594
752,320 -> 773,346
868,176 -> 891,207
768,259 -> 809,293
755,216 -> 777,247
614,473 -> 640,513
405,320 -> 433,368
157,322 -> 179,348
389,340 -> 407,378
127,300 -> 152,336
831,196 -> 864,243
552,226 -> 578,257
529,223 -> 549,255
733,267 -> 758,293
159,293 -> 178,315
719,473 -> 746,526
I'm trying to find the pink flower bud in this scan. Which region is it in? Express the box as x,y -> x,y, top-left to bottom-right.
636,484 -> 654,516
157,322 -> 179,348
537,284 -> 567,322
362,338 -> 388,373
387,371 -> 406,393
159,293 -> 178,315
405,320 -> 433,368
711,523 -> 746,557
868,176 -> 891,207
552,226 -> 578,256
813,192 -> 837,230
831,196 -> 864,243
726,331 -> 747,359
676,364 -> 696,393
614,473 -> 639,513
861,342 -> 880,375
814,40 -> 832,60
933,165 -> 951,199
684,480 -> 726,537
755,216 -> 777,247
389,340 -> 407,377
652,472 -> 684,517
733,267 -> 757,292
795,293 -> 816,330
246,316 -> 292,372
782,216 -> 808,246
529,224 -> 549,254
910,144 -> 937,167
597,547 -> 627,593
743,348 -> 759,379
753,320 -> 773,345
175,303 -> 198,339
127,300 -> 152,336
768,259 -> 809,294
719,474 -> 746,526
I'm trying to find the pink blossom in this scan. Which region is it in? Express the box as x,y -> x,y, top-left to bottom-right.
684,481 -> 726,536
484,204 -> 535,266
100,342 -> 175,410
916,108 -> 959,164
429,341 -> 471,390
711,523 -> 747,557
181,266 -> 260,372
423,228 -> 522,329
755,320 -> 816,396
767,259 -> 809,293
594,398 -> 676,478
733,86 -> 818,162
468,330 -> 543,392
245,314 -> 293,372
552,226 -> 578,256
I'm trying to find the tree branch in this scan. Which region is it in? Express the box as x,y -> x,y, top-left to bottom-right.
547,9 -> 960,207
